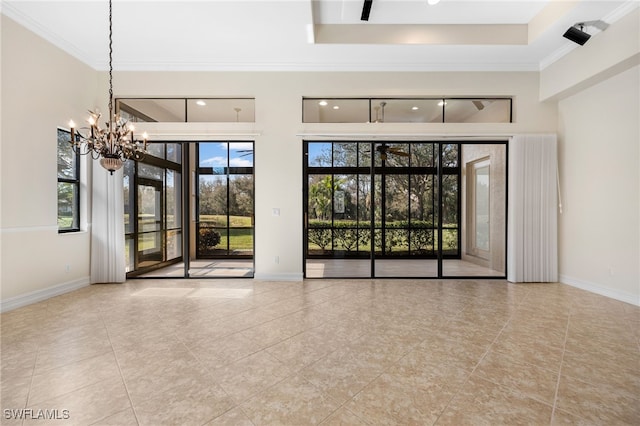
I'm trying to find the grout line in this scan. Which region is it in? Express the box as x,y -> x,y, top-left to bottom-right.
100,310 -> 142,426
549,301 -> 571,425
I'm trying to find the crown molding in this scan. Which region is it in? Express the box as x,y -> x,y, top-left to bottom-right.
2,2 -> 100,69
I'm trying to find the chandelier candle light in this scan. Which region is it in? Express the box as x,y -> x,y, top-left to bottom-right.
68,0 -> 148,175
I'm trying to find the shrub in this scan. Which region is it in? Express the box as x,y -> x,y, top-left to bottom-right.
199,227 -> 221,251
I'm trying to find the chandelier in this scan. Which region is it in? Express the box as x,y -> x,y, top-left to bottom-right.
68,0 -> 147,175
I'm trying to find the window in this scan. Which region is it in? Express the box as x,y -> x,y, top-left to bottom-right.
302,97 -> 513,123
57,128 -> 80,232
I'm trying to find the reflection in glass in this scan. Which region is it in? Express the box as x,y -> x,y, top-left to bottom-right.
303,98 -> 370,123
370,99 -> 442,123
118,99 -> 186,122
444,99 -> 511,123
187,98 -> 255,122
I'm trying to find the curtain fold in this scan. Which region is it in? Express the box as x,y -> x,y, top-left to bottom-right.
91,166 -> 126,283
507,134 -> 558,283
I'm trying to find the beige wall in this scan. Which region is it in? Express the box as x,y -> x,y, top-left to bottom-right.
1,15 -> 97,302
557,65 -> 640,304
116,70 -> 556,281
9,8 -> 636,307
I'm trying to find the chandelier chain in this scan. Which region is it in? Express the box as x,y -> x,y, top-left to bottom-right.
67,0 -> 148,174
108,0 -> 113,119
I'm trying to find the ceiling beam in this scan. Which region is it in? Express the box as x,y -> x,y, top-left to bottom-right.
315,24 -> 529,45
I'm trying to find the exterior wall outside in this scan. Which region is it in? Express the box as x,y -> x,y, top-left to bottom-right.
557,65 -> 640,305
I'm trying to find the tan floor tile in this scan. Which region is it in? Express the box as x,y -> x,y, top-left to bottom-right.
189,331 -> 264,370
28,352 -> 121,406
205,408 -> 254,425
1,374 -> 31,410
346,370 -> 458,425
133,375 -> 234,426
34,333 -> 113,372
123,356 -> 214,407
318,407 -> 368,425
437,376 -> 553,425
301,347 -> 388,405
556,374 -> 640,424
473,350 -> 559,404
241,375 -> 339,425
550,408 -> 593,425
89,407 -> 138,425
491,328 -> 565,370
561,349 -> 640,396
414,333 -> 490,371
114,342 -> 191,380
266,329 -> 342,372
2,279 -> 639,426
24,377 -> 131,426
214,350 -> 293,403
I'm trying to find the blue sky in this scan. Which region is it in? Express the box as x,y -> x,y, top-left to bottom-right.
199,142 -> 253,168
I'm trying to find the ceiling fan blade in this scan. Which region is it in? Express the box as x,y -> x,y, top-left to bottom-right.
472,100 -> 485,110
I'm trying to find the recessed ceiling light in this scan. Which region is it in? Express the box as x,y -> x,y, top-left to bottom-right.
333,105 -> 340,110
411,106 -> 419,111
427,0 -> 441,5
319,100 -> 328,106
438,100 -> 447,106
196,100 -> 206,106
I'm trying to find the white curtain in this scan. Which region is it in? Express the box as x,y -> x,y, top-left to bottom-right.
507,134 -> 558,282
91,166 -> 126,283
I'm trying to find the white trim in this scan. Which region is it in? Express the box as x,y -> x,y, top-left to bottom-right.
1,225 -> 58,234
1,2 -> 96,68
559,274 -> 640,307
296,133 -> 513,140
253,273 -> 303,282
0,277 -> 91,313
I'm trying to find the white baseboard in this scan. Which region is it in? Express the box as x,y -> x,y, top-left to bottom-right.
559,274 -> 640,307
0,277 -> 91,313
253,273 -> 304,282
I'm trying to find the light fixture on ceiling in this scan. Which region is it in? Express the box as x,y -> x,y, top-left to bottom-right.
234,107 -> 242,122
68,0 -> 148,175
427,0 -> 441,5
318,100 -> 328,106
333,105 -> 340,110
563,20 -> 608,46
361,0 -> 373,21
411,106 -> 419,111
196,100 -> 207,106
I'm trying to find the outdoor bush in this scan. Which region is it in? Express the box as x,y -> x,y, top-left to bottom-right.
199,226 -> 221,251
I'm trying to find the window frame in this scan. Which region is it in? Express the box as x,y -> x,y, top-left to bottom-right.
57,128 -> 81,233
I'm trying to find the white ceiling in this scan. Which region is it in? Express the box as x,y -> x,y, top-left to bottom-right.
2,0 -> 636,72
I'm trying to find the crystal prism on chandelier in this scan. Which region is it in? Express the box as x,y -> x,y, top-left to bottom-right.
67,0 -> 148,175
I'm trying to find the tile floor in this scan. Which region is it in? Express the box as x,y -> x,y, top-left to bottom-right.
1,279 -> 638,425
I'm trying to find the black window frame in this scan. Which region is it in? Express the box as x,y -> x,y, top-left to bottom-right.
57,128 -> 81,233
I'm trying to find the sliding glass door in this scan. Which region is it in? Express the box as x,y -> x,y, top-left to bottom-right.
125,141 -> 254,278
124,144 -> 183,276
303,140 -> 506,279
